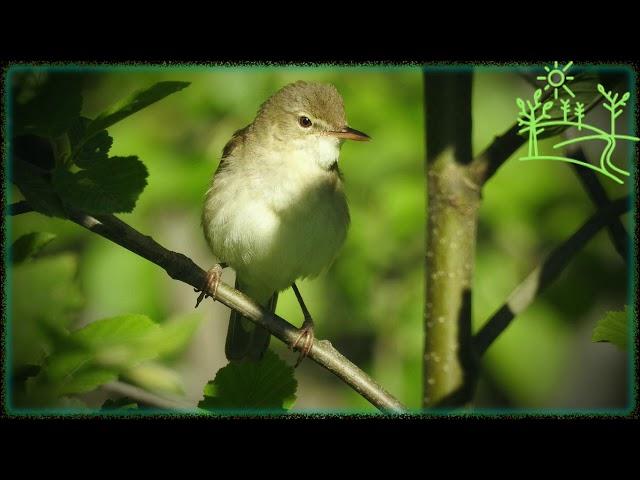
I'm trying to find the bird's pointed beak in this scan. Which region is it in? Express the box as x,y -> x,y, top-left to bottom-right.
328,126 -> 371,142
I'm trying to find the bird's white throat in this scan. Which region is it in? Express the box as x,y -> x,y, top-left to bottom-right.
293,135 -> 341,171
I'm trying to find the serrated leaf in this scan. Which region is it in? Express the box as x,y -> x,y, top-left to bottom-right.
85,81 -> 190,138
12,72 -> 83,137
11,232 -> 56,265
68,117 -> 113,167
199,350 -> 297,412
12,158 -> 66,217
53,156 -> 148,214
592,307 -> 628,351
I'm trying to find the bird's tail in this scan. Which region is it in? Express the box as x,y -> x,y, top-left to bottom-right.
225,277 -> 277,362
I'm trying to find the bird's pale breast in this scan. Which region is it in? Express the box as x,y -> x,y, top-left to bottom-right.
202,145 -> 349,302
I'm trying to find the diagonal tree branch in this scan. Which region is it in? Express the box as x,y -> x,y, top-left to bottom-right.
473,195 -> 630,356
55,209 -> 405,413
567,147 -> 629,263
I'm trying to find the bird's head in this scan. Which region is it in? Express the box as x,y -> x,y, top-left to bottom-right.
254,81 -> 370,169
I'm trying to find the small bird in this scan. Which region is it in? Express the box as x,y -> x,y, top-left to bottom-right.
200,80 -> 369,365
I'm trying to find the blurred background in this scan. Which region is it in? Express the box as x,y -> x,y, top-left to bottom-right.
7,66 -> 632,412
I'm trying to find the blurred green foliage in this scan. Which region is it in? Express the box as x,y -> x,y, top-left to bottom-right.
7,66 -> 630,412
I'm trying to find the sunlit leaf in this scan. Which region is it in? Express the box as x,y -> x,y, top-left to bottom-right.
72,314 -> 160,348
57,368 -> 118,396
592,306 -> 628,351
145,311 -> 203,359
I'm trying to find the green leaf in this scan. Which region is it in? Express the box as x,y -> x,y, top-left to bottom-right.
68,117 -> 113,167
57,368 -> 119,396
73,314 -> 160,349
53,156 -> 148,214
12,254 -> 84,366
85,81 -> 190,138
12,72 -> 83,137
592,307 -> 628,351
12,158 -> 66,217
199,350 -> 297,412
11,232 -> 56,265
146,311 -> 203,359
36,314 -> 161,395
35,347 -> 119,396
37,312 -> 202,397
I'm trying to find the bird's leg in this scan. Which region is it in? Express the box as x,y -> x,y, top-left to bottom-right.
291,282 -> 315,367
194,262 -> 228,308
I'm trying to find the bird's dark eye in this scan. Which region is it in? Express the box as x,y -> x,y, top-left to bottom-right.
298,116 -> 312,128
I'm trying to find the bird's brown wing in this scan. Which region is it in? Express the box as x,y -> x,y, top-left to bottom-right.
215,124 -> 251,173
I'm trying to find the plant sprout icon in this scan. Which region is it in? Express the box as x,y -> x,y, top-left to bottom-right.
517,61 -> 639,184
537,61 -> 575,99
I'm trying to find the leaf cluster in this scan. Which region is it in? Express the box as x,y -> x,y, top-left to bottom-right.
10,232 -> 201,408
10,72 -> 189,216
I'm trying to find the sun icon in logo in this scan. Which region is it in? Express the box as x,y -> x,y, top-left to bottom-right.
537,61 -> 575,99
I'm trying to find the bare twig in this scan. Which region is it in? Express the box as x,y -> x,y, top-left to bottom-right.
65,210 -> 405,413
102,381 -> 194,410
473,196 -> 630,356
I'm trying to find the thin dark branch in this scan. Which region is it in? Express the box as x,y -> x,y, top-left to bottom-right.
473,196 -> 630,356
8,201 -> 34,216
568,149 -> 628,263
65,210 -> 405,413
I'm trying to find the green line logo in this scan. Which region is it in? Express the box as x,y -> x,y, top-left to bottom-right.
517,61 -> 638,184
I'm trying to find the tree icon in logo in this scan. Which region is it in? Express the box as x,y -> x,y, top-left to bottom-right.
517,62 -> 639,184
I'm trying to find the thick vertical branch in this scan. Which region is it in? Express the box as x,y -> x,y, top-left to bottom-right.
423,71 -> 480,407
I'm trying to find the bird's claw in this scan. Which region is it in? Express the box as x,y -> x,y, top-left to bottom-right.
292,321 -> 315,368
194,264 -> 224,308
